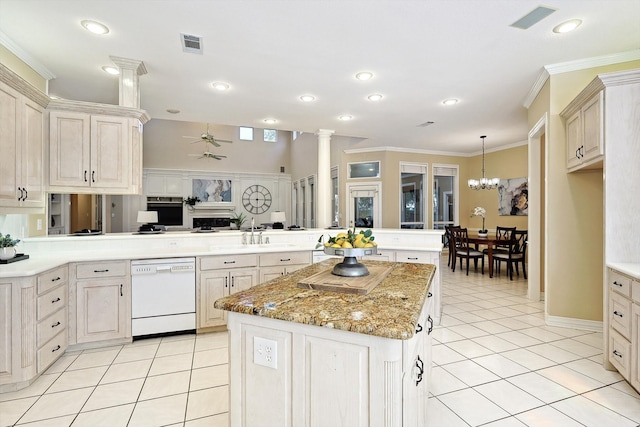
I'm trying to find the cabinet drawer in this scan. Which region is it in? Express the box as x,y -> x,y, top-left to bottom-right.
37,307 -> 67,347
37,285 -> 66,321
200,254 -> 257,270
609,329 -> 631,379
395,251 -> 432,264
76,261 -> 128,279
37,332 -> 68,373
610,291 -> 632,339
609,269 -> 631,297
260,251 -> 311,267
362,251 -> 395,262
632,280 -> 640,304
37,266 -> 68,294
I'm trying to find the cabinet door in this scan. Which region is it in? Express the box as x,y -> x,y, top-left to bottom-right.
0,83 -> 21,207
565,110 -> 582,169
199,271 -> 229,328
21,98 -> 44,208
91,115 -> 130,189
0,282 -> 12,381
76,279 -> 129,343
50,111 -> 91,188
581,92 -> 603,163
259,266 -> 285,284
230,268 -> 257,294
632,303 -> 640,391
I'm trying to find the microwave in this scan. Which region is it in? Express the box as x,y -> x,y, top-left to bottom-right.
146,197 -> 183,226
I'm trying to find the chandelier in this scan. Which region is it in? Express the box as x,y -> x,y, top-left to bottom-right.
468,135 -> 500,190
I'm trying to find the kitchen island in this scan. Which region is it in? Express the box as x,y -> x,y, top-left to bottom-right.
214,259 -> 436,427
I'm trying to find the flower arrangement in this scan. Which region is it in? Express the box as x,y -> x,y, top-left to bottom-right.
0,233 -> 20,248
471,206 -> 487,233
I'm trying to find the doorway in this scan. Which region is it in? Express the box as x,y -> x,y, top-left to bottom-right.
528,114 -> 547,302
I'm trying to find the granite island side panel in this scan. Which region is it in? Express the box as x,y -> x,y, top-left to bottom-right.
214,259 -> 436,340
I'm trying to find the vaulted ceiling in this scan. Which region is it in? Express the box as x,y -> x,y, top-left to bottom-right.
1,0 -> 638,153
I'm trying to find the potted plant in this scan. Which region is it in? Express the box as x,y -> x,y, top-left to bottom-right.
471,206 -> 488,237
230,211 -> 247,230
183,196 -> 201,210
0,233 -> 20,260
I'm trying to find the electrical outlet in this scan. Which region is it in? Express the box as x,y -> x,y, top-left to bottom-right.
36,219 -> 43,230
254,336 -> 277,369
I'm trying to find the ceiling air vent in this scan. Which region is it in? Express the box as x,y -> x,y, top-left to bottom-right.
417,121 -> 435,128
181,33 -> 203,54
510,6 -> 556,30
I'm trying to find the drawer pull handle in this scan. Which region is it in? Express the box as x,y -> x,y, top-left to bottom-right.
94,269 -> 109,273
52,297 -> 61,303
84,170 -> 88,182
120,284 -> 123,297
408,257 -> 418,260
24,188 -> 28,200
224,261 -> 236,264
613,311 -> 623,318
51,276 -> 61,282
51,321 -> 61,328
92,171 -> 95,183
613,349 -> 623,358
225,277 -> 228,288
52,345 -> 61,353
427,315 -> 434,334
428,291 -> 433,298
415,355 -> 424,386
415,323 -> 423,334
280,258 -> 291,262
231,277 -> 235,287
613,281 -> 623,287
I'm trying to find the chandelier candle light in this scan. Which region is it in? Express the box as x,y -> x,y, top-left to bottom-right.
471,206 -> 488,237
468,135 -> 500,190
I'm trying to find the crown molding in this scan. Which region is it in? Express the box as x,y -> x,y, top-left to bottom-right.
48,98 -> 151,123
0,30 -> 56,80
523,49 -> 640,109
343,141 -> 527,158
0,63 -> 51,107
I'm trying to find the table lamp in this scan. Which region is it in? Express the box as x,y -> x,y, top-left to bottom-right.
270,211 -> 286,229
137,211 -> 158,232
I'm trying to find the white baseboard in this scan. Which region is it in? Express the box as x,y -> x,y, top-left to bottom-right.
546,315 -> 603,332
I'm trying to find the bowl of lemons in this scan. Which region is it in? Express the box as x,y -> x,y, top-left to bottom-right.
318,229 -> 377,277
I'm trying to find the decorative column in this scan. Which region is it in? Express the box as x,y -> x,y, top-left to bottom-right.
109,56 -> 147,108
316,129 -> 334,229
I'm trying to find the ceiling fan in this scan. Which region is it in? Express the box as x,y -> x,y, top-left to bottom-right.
188,151 -> 227,160
183,124 -> 233,147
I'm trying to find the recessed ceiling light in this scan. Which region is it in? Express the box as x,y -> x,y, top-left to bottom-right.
81,20 -> 109,35
211,82 -> 230,91
442,98 -> 459,106
553,19 -> 582,33
299,95 -> 316,102
101,66 -> 119,75
355,71 -> 373,81
166,109 -> 181,114
338,115 -> 353,121
367,94 -> 383,101
264,118 -> 277,124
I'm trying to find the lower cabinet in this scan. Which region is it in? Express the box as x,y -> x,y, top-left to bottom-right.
258,251 -> 311,283
198,254 -> 258,329
70,260 -> 131,345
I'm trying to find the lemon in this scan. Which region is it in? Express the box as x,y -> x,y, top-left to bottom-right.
341,241 -> 353,248
354,237 -> 366,248
336,232 -> 348,239
364,242 -> 374,248
330,243 -> 341,248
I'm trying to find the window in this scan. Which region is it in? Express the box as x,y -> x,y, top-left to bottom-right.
400,163 -> 427,229
432,164 -> 459,231
348,161 -> 380,179
239,126 -> 253,141
263,129 -> 277,142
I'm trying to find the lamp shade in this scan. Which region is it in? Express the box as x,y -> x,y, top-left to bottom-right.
270,211 -> 286,223
137,211 -> 158,224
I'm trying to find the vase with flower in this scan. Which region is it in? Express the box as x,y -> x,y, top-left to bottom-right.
471,207 -> 488,237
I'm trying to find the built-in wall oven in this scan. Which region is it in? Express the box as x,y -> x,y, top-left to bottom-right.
146,197 -> 184,227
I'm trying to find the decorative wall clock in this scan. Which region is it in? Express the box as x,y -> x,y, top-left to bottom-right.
242,185 -> 272,214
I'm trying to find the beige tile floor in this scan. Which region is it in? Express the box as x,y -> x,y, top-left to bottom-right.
1,259 -> 639,426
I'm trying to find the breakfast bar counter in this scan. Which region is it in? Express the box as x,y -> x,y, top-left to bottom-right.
215,259 -> 436,427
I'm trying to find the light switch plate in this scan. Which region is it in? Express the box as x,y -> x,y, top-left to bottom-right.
254,336 -> 277,369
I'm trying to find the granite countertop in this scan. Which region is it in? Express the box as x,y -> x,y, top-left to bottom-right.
214,259 -> 436,340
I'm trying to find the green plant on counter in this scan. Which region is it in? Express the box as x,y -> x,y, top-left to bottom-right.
0,233 -> 20,247
183,196 -> 201,209
231,211 -> 247,229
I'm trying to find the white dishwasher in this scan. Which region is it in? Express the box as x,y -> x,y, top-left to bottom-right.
131,257 -> 196,338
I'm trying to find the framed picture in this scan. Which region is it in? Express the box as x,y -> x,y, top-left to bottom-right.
192,179 -> 232,203
498,177 -> 528,216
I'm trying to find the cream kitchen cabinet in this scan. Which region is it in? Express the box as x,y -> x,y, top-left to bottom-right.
258,251 -> 311,283
631,278 -> 640,391
144,170 -> 185,197
0,265 -> 68,393
47,99 -> 149,195
562,89 -> 604,171
198,254 -> 258,329
0,76 -> 46,212
70,260 -> 131,345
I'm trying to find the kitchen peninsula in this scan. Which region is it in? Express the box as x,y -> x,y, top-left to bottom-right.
214,259 -> 436,427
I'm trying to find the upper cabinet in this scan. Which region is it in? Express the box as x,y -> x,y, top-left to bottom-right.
48,99 -> 149,195
563,91 -> 604,171
0,66 -> 49,213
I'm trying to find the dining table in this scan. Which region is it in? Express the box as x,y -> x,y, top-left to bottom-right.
466,234 -> 511,278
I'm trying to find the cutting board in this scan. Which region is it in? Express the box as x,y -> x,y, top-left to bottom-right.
297,265 -> 393,295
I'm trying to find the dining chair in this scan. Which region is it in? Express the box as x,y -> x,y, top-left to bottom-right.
444,225 -> 461,268
451,227 -> 484,275
485,226 -> 516,270
493,229 -> 528,280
